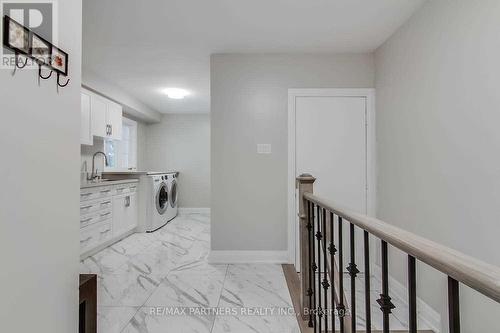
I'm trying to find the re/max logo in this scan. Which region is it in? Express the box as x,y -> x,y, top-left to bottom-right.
1,0 -> 57,65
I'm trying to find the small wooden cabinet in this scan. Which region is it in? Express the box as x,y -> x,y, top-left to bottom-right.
79,274 -> 97,333
80,88 -> 123,145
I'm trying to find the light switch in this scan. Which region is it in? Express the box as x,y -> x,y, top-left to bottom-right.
257,144 -> 272,154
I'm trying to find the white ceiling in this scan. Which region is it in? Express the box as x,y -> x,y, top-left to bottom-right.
83,0 -> 424,114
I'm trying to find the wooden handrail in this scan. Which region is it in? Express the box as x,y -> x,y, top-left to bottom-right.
304,191 -> 500,303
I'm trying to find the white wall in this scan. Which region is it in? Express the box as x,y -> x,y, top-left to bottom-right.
80,137 -> 105,181
375,1 -> 500,331
211,54 -> 374,253
0,1 -> 82,331
145,114 -> 210,208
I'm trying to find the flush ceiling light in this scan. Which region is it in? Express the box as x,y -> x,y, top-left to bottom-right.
162,88 -> 190,99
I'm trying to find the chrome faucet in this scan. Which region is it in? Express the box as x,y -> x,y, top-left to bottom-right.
88,151 -> 109,181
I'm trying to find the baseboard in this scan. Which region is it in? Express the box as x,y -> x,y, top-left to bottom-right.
208,250 -> 289,264
178,207 -> 211,214
372,265 -> 441,333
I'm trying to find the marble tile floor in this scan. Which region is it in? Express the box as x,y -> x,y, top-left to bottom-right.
80,213 -> 300,333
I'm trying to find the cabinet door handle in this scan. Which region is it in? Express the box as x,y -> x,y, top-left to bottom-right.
100,229 -> 111,234
101,201 -> 111,205
81,193 -> 92,197
80,237 -> 92,244
110,125 -> 113,136
125,196 -> 130,207
100,212 -> 111,217
81,205 -> 93,210
100,189 -> 111,193
80,217 -> 93,223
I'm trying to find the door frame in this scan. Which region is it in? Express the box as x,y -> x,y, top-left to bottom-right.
287,88 -> 376,267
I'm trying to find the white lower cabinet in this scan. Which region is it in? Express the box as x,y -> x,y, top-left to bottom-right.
80,220 -> 113,253
80,182 -> 138,256
112,192 -> 138,236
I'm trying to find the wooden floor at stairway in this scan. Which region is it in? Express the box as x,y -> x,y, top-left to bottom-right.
282,264 -> 434,333
283,264 -> 314,333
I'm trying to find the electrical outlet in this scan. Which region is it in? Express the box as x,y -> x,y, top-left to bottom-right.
257,144 -> 272,154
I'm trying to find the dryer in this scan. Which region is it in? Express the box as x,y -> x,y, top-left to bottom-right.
165,172 -> 178,221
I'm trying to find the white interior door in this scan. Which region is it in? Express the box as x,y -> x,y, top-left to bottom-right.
294,95 -> 368,267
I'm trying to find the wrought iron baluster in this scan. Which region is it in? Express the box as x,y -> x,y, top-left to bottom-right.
322,208 -> 329,333
307,201 -> 314,328
448,277 -> 461,333
316,205 -> 323,332
337,217 -> 345,333
408,255 -> 417,333
377,241 -> 395,333
364,231 -> 371,333
311,204 -> 317,333
329,212 -> 336,333
347,223 -> 360,332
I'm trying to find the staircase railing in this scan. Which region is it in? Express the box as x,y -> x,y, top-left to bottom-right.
296,174 -> 500,333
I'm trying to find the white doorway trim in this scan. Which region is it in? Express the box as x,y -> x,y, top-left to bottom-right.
287,88 -> 376,267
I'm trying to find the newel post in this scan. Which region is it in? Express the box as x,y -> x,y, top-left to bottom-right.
296,173 -> 316,320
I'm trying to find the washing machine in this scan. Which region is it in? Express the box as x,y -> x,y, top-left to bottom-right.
135,173 -> 167,232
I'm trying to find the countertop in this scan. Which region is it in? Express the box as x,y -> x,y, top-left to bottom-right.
102,171 -> 179,176
80,179 -> 139,189
102,171 -> 148,175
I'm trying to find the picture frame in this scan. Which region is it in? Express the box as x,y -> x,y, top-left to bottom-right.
51,44 -> 69,76
30,32 -> 52,65
3,15 -> 31,55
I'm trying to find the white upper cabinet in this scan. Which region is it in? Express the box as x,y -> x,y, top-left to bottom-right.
80,91 -> 93,145
90,93 -> 107,138
81,88 -> 123,142
107,101 -> 123,140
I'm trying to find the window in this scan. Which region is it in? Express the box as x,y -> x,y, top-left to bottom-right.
105,117 -> 138,170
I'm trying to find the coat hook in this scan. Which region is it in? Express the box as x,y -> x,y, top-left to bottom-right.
15,53 -> 28,69
12,53 -> 27,75
38,65 -> 53,80
57,73 -> 70,88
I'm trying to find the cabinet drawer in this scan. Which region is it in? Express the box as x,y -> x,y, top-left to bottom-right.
114,183 -> 137,195
80,198 -> 112,215
80,224 -> 98,253
80,186 -> 113,202
114,185 -> 129,195
80,209 -> 112,228
80,220 -> 112,253
96,220 -> 113,244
